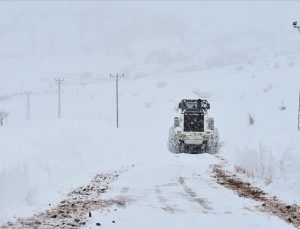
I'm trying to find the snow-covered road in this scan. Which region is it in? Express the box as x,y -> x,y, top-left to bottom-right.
2,151 -> 297,229
85,153 -> 293,229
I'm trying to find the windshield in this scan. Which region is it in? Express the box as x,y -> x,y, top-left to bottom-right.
185,100 -> 198,110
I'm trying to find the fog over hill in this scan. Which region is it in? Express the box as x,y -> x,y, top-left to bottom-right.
0,2 -> 299,93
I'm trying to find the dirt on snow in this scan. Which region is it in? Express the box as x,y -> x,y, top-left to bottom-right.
1,168 -> 134,229
211,157 -> 300,229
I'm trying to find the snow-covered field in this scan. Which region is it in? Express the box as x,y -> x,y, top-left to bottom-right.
0,1 -> 300,228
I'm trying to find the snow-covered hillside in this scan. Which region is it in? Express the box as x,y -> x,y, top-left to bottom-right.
0,1 -> 300,227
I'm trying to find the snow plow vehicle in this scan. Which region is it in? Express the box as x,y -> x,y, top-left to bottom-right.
168,99 -> 219,154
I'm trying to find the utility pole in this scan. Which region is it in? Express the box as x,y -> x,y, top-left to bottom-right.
110,74 -> 125,128
55,78 -> 64,119
298,90 -> 300,130
293,22 -> 300,130
25,91 -> 32,120
293,21 -> 300,33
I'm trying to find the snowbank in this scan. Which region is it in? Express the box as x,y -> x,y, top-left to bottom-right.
0,120 -> 156,224
228,133 -> 300,203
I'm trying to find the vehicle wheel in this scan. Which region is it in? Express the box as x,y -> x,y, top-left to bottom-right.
206,128 -> 219,154
168,127 -> 181,153
183,144 -> 190,154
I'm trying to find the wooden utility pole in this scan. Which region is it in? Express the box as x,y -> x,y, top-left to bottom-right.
298,90 -> 300,130
293,22 -> 300,130
110,74 -> 125,128
55,78 -> 64,119
25,91 -> 32,120
293,21 -> 300,33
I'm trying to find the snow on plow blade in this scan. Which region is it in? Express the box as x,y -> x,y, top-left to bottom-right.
176,132 -> 212,145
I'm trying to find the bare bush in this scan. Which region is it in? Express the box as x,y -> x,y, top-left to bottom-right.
0,112 -> 8,126
248,113 -> 255,125
279,101 -> 286,111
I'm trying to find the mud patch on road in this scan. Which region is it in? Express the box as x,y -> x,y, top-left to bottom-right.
178,177 -> 213,211
211,163 -> 300,228
2,168 -> 135,229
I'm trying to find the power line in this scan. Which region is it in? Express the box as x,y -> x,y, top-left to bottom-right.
55,78 -> 64,119
110,74 -> 125,128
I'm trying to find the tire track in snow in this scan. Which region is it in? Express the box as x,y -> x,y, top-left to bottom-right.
154,184 -> 183,214
178,177 -> 213,211
155,187 -> 176,214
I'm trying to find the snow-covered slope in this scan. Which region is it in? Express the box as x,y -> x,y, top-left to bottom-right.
0,1 -> 300,226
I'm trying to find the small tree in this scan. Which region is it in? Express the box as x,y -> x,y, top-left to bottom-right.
279,100 -> 286,111
0,112 -> 8,126
248,113 -> 255,125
